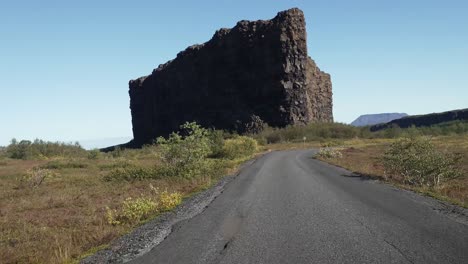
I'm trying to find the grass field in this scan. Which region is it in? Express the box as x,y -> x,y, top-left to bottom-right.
0,126 -> 257,264
311,135 -> 468,207
0,154 -> 246,263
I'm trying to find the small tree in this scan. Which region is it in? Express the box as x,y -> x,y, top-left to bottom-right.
7,139 -> 31,159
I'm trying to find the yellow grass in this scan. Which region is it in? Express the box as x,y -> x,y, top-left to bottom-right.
0,153 -> 247,263
315,135 -> 468,207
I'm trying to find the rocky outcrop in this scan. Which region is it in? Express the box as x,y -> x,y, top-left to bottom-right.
370,108 -> 468,131
129,8 -> 333,146
351,113 -> 408,127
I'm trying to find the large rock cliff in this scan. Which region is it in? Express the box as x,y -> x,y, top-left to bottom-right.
129,8 -> 333,146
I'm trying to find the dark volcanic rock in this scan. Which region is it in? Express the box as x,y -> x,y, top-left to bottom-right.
370,108 -> 468,131
351,113 -> 408,127
129,8 -> 333,146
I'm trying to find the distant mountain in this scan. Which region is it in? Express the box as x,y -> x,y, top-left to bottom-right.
351,113 -> 408,127
371,108 -> 468,131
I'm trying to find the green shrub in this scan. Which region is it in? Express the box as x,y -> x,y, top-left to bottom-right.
87,149 -> 101,160
315,148 -> 343,159
220,136 -> 258,159
7,139 -> 30,159
207,129 -> 225,157
382,137 -> 462,187
254,136 -> 268,146
156,122 -> 212,178
202,158 -> 230,178
384,124 -> 403,138
262,128 -> 283,144
157,158 -> 229,180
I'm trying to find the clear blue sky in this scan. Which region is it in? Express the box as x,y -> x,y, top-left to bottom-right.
1,0 -> 467,146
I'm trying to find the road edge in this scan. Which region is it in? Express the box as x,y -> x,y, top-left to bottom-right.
312,156 -> 468,226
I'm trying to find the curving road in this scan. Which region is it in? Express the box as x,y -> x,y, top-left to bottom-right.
130,150 -> 468,264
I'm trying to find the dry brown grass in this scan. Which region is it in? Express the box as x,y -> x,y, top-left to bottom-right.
264,135 -> 468,206
0,153 -> 244,263
315,135 -> 468,207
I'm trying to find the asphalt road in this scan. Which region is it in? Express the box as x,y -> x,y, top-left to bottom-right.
129,150 -> 468,264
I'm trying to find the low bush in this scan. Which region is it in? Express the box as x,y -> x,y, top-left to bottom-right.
251,121 -> 468,144
87,149 -> 101,160
315,148 -> 343,159
382,137 -> 462,187
263,129 -> 283,144
207,129 -> 225,157
110,146 -> 123,158
103,123 -> 241,181
220,136 -> 258,159
20,168 -> 56,188
104,166 -> 157,181
0,146 -> 7,159
253,123 -> 359,144
41,160 -> 88,169
159,189 -> 183,211
106,197 -> 158,225
98,160 -> 134,170
106,185 -> 183,225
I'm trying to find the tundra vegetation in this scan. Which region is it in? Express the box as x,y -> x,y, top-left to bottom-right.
307,122 -> 468,207
0,120 -> 467,263
0,122 -> 257,263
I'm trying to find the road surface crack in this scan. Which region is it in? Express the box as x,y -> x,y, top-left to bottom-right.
383,239 -> 414,264
223,241 -> 230,250
351,216 -> 414,264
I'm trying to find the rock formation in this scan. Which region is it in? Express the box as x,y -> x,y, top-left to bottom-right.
370,108 -> 468,131
351,113 -> 408,127
129,8 -> 333,146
